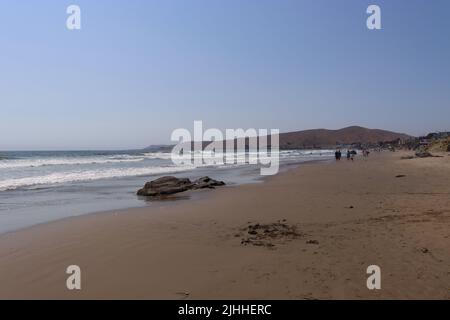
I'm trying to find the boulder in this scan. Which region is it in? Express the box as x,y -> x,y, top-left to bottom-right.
137,176 -> 225,197
192,176 -> 225,189
137,176 -> 193,197
415,151 -> 433,158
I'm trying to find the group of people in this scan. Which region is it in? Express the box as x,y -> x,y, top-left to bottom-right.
335,149 -> 348,161
335,148 -> 368,161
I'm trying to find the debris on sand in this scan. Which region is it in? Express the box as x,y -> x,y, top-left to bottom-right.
239,221 -> 302,248
415,151 -> 434,158
421,247 -> 429,254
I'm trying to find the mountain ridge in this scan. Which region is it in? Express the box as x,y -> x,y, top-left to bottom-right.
144,126 -> 413,150
279,126 -> 412,149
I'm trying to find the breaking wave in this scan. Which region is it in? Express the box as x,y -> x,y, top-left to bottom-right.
0,165 -> 196,191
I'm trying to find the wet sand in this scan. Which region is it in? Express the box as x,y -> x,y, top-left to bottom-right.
0,151 -> 449,299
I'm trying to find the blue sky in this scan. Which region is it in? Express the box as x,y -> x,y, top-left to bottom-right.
1,0 -> 449,150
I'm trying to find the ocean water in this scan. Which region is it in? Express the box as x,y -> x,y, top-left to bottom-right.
0,149 -> 334,234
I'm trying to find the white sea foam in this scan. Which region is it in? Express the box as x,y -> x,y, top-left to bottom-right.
0,150 -> 334,170
142,152 -> 174,160
0,165 -> 196,191
0,150 -> 334,191
0,154 -> 158,169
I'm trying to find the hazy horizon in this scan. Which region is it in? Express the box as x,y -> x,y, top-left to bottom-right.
1,0 -> 449,150
0,124 -> 429,152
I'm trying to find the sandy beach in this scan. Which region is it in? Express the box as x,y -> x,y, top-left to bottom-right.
0,151 -> 449,299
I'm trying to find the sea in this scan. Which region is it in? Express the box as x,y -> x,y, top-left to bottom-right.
0,149 -> 334,234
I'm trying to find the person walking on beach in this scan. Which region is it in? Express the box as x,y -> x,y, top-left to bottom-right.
335,149 -> 342,161
347,150 -> 351,160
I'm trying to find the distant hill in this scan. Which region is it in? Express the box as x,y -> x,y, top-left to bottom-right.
143,126 -> 413,151
142,144 -> 174,152
279,126 -> 412,149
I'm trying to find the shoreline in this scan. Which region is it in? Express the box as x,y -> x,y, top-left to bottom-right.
0,157 -> 331,237
0,151 -> 449,299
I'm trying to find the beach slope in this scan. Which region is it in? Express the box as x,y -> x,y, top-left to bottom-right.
0,152 -> 449,299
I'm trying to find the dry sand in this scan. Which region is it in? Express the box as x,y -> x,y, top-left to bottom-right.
0,151 -> 449,299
